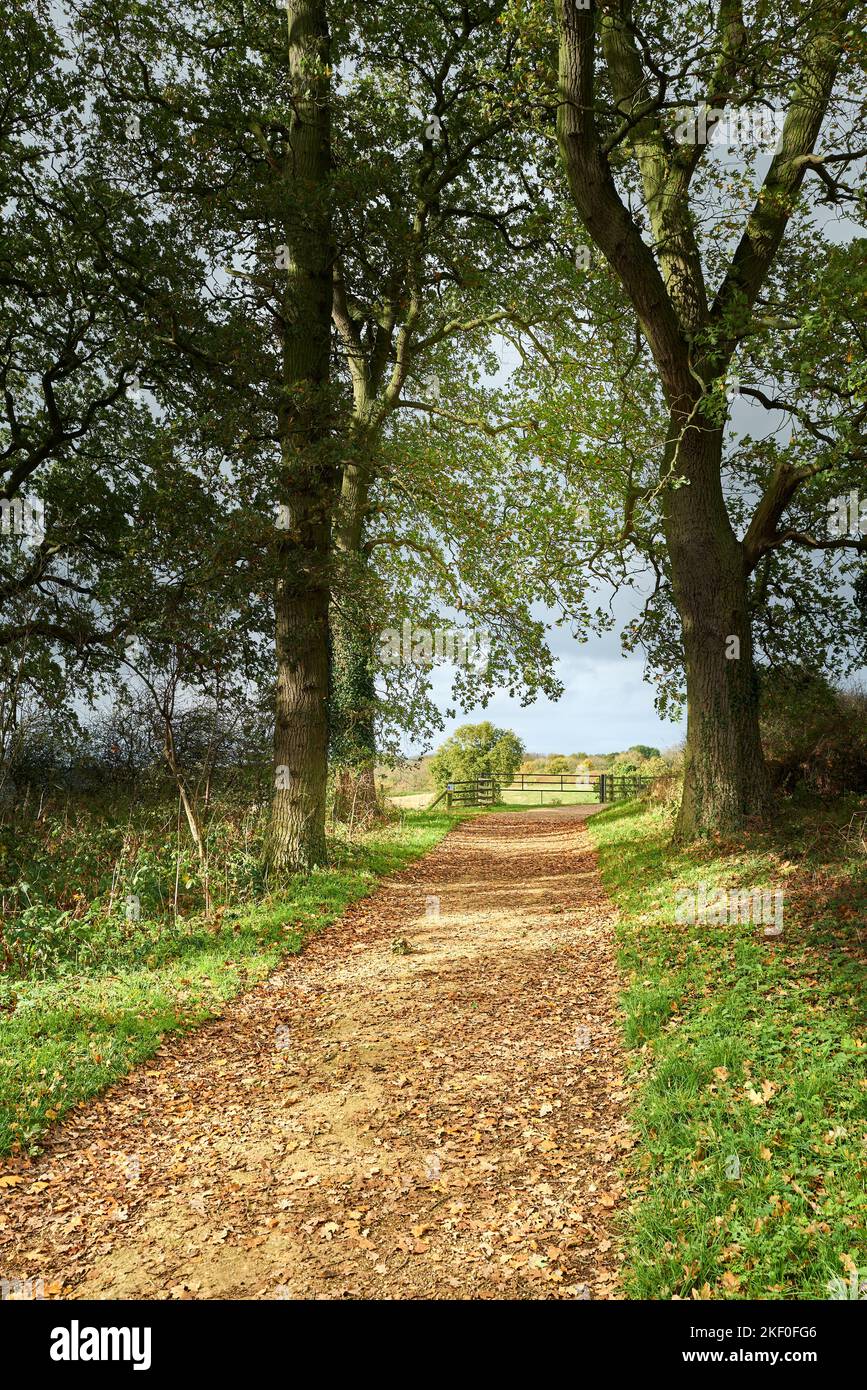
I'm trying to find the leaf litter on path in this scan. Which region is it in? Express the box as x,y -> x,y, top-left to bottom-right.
0,807 -> 631,1300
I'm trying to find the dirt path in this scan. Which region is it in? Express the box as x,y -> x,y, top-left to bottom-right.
0,807 -> 632,1300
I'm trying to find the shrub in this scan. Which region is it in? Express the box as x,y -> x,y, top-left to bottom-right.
430,722 -> 524,789
760,668 -> 867,795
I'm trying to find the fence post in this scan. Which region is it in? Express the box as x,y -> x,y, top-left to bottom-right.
599,773 -> 606,803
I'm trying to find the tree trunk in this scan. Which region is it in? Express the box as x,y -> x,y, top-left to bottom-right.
272,548 -> 332,871
553,0 -> 850,842
330,594 -> 380,822
268,0 -> 335,875
663,419 -> 770,840
329,446 -> 381,824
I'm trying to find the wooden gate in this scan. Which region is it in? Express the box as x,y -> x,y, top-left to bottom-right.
445,777 -> 498,807
500,772 -> 660,803
431,772 -> 666,811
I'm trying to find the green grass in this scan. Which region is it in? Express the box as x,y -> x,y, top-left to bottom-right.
499,789 -> 598,806
0,810 -> 464,1156
589,795 -> 867,1300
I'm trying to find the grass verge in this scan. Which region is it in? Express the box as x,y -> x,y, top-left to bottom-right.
0,810 -> 464,1156
589,795 -> 867,1300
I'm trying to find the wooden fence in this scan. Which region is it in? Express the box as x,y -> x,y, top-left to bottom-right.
502,772 -> 660,803
429,772 -> 666,809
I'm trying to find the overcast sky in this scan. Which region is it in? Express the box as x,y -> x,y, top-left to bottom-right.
413,582 -> 684,758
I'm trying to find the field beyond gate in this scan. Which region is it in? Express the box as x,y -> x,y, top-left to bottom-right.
433,773 -> 663,808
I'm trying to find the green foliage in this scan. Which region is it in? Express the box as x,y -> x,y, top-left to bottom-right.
542,754 -> 572,774
611,754 -> 640,774
760,669 -> 867,796
430,722 -> 525,789
639,755 -> 671,779
0,799 -> 268,980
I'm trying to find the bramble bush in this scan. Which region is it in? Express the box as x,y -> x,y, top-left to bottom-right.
0,790 -> 271,980
760,669 -> 867,796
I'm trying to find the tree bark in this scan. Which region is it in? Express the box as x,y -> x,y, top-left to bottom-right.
329,450 -> 380,823
554,0 -> 849,839
272,554 -> 332,871
330,595 -> 379,822
269,0 -> 335,874
663,419 -> 770,840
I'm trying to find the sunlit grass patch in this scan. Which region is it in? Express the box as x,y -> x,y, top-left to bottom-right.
589,796 -> 867,1300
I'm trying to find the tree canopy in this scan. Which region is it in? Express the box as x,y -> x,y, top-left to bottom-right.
430,721 -> 526,787
2,0 -> 864,859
